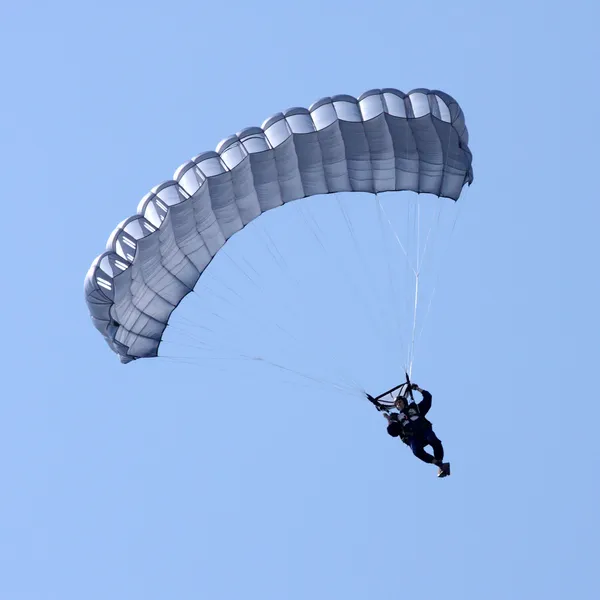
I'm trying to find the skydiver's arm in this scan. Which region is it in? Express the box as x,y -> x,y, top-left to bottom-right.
412,385 -> 432,416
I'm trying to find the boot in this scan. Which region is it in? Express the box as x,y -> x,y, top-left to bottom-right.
437,462 -> 451,478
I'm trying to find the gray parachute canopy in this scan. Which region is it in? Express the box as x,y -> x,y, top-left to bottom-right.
84,88 -> 474,363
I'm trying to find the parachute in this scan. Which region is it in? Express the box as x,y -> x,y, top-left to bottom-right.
84,88 -> 473,368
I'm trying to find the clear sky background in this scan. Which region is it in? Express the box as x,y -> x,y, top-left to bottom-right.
1,1 -> 599,599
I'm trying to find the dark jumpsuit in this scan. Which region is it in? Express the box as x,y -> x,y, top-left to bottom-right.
386,389 -> 444,464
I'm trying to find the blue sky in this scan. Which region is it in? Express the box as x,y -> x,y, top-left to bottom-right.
1,1 -> 599,598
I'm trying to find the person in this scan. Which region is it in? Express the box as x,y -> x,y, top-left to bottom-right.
370,383 -> 450,478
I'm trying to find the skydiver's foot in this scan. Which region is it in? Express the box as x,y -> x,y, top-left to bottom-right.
437,463 -> 451,478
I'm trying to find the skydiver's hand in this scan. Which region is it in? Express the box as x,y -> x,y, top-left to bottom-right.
411,383 -> 421,391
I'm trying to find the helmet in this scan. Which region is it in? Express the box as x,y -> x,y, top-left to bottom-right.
394,395 -> 408,410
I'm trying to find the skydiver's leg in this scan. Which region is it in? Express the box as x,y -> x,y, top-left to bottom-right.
424,430 -> 444,461
410,432 -> 450,477
408,437 -> 437,464
424,429 -> 450,477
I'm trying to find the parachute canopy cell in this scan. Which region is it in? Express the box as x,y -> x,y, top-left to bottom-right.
84,88 -> 474,363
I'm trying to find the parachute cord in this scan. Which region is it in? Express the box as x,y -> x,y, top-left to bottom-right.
160,352 -> 361,397
249,356 -> 361,396
201,250 -> 316,356
165,322 -> 213,348
413,194 -> 464,356
163,224 -> 363,394
377,200 -> 416,277
375,196 -> 405,367
408,272 -> 420,379
407,120 -> 463,368
409,201 -> 421,377
190,280 -> 306,350
161,336 -> 360,395
169,270 -> 362,395
221,250 -> 263,291
314,199 -> 397,356
332,196 -> 399,368
416,201 -> 421,275
163,323 -> 287,368
236,218 -> 364,392
172,314 -> 217,335
160,339 -> 226,353
257,227 -> 297,281
417,200 -> 443,274
251,221 -> 364,392
377,197 -> 418,373
297,202 -> 393,361
159,356 -> 238,374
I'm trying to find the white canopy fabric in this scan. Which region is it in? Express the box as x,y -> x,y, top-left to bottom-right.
84,88 -> 474,363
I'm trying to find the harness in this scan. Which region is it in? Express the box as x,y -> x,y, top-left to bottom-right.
387,405 -> 426,442
391,404 -> 421,426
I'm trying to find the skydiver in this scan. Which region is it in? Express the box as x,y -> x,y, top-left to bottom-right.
369,383 -> 451,478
